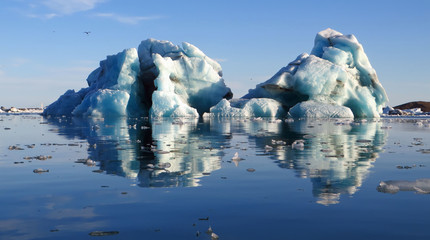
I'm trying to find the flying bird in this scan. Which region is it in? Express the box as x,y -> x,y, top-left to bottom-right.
84,31 -> 91,35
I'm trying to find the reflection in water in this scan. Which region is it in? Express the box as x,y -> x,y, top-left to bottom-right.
377,179 -> 430,194
249,119 -> 387,205
207,118 -> 387,205
46,117 -> 226,187
46,117 -> 387,205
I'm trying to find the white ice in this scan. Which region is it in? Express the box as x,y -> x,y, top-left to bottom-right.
203,98 -> 285,118
288,100 -> 354,119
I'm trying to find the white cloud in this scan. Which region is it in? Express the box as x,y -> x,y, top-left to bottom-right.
20,0 -> 105,19
94,12 -> 163,24
42,0 -> 105,15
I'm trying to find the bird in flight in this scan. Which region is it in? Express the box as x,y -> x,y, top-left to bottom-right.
84,31 -> 91,35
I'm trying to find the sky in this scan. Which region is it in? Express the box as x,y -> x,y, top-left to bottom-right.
1,0 -> 429,108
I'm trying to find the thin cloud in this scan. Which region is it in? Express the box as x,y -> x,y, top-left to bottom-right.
42,0 -> 106,15
20,0 -> 105,19
26,13 -> 58,19
94,12 -> 163,24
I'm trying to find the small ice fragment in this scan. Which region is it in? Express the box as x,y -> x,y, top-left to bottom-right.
291,140 -> 305,150
414,121 -> 423,127
211,232 -> 219,239
264,145 -> 273,151
33,168 -> 49,173
85,159 -> 96,166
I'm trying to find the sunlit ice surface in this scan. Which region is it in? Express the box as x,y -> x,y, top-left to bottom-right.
0,114 -> 429,239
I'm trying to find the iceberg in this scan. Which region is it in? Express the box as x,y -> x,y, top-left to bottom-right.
243,28 -> 388,118
44,39 -> 232,118
44,29 -> 387,119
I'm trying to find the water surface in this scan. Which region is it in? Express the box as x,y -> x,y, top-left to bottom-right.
0,115 -> 429,239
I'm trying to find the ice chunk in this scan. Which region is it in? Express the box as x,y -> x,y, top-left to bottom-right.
204,98 -> 285,118
377,179 -> 430,194
244,28 -> 388,118
44,39 -> 232,118
289,100 -> 354,119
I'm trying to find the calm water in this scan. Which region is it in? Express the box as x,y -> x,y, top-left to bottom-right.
0,115 -> 429,240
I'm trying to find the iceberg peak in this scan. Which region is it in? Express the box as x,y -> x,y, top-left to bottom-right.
243,28 -> 388,118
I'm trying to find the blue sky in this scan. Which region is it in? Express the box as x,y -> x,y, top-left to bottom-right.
1,0 -> 429,107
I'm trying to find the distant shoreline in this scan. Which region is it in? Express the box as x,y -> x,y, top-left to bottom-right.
394,101 -> 430,112
1,101 -> 429,116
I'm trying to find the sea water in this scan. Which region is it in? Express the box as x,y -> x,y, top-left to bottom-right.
0,114 -> 429,240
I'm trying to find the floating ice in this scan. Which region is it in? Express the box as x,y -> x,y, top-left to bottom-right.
44,39 -> 232,118
203,98 -> 285,118
377,179 -> 430,194
288,100 -> 354,118
243,28 -> 388,118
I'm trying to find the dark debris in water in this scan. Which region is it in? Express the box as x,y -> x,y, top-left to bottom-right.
418,149 -> 430,154
24,155 -> 52,160
396,164 -> 425,169
89,231 -> 119,236
33,168 -> 49,173
8,145 -> 24,150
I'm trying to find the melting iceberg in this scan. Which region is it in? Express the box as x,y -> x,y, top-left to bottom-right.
242,28 -> 388,118
44,39 -> 232,118
44,29 -> 387,119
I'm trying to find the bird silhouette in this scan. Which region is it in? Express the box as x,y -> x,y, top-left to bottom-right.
84,31 -> 91,35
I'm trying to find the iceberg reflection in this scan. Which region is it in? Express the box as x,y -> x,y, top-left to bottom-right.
214,118 -> 387,205
45,117 -> 387,205
268,120 -> 386,205
45,117 -> 226,187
